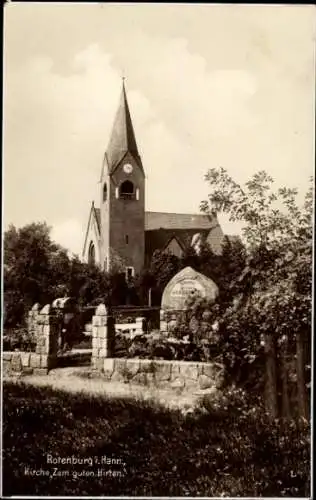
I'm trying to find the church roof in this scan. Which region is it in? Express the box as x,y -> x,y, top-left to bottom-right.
145,228 -> 207,258
144,211 -> 216,231
105,81 -> 143,173
82,203 -> 101,257
95,207 -> 101,231
93,207 -> 227,259
93,205 -> 101,233
94,209 -> 218,233
144,211 -> 225,260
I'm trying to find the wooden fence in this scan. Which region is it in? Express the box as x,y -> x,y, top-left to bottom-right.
264,330 -> 310,420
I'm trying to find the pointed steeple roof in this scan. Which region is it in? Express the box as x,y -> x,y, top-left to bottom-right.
105,80 -> 143,173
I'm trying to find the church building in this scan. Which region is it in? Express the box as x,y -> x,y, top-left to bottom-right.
82,81 -> 227,278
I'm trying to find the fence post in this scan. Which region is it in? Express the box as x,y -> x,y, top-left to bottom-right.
91,304 -> 115,373
280,335 -> 291,419
264,332 -> 278,419
160,309 -> 167,334
296,330 -> 308,420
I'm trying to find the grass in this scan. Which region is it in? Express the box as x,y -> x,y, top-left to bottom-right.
12,368 -> 200,410
3,380 -> 310,497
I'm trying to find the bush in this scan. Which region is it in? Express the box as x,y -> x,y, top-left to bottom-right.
121,333 -> 220,363
127,335 -> 150,358
196,384 -> 310,497
148,340 -> 175,360
2,328 -> 36,352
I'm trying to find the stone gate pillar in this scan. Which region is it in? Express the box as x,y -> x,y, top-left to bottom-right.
33,304 -> 58,374
91,304 -> 115,373
28,303 -> 40,341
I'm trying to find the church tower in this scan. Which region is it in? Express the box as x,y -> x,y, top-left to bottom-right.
99,80 -> 145,277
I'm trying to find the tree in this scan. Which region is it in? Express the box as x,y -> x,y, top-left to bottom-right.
134,268 -> 156,306
4,222 -> 65,326
135,235 -> 247,308
136,250 -> 181,305
200,168 -> 313,418
3,222 -> 115,328
181,245 -> 201,271
193,237 -> 247,306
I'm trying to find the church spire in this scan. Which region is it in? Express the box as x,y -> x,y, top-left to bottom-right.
106,79 -> 141,172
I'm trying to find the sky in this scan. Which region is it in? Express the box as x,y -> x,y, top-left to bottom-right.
3,3 -> 315,257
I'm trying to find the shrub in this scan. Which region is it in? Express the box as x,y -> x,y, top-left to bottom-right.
127,335 -> 149,358
122,333 -> 218,363
115,333 -> 131,357
148,341 -> 175,360
3,328 -> 36,352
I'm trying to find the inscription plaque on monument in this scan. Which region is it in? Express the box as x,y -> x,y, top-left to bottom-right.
170,279 -> 205,300
162,266 -> 219,311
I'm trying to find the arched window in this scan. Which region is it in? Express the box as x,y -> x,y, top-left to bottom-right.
119,180 -> 135,199
103,183 -> 107,202
88,241 -> 95,265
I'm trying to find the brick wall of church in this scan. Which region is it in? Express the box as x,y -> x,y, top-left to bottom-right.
101,153 -> 145,275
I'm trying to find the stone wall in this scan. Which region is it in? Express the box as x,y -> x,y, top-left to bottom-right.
3,303 -> 58,376
3,352 -> 47,376
4,301 -> 225,394
99,358 -> 224,393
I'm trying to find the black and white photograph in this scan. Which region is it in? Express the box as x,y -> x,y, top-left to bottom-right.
2,3 -> 314,497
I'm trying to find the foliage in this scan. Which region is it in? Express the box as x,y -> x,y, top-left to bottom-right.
201,169 -> 312,248
4,222 -> 61,326
2,328 -> 36,352
115,331 -> 210,362
3,381 -> 310,497
198,168 -> 313,412
136,250 -> 181,305
137,237 -> 247,307
68,256 -> 111,307
3,222 -> 134,329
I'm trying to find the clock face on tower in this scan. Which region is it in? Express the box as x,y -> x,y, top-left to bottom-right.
123,163 -> 133,174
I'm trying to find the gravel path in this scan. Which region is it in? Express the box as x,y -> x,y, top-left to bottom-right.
4,367 -> 204,412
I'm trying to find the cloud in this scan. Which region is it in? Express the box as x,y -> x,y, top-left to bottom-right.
4,10 -> 314,254
51,219 -> 84,257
